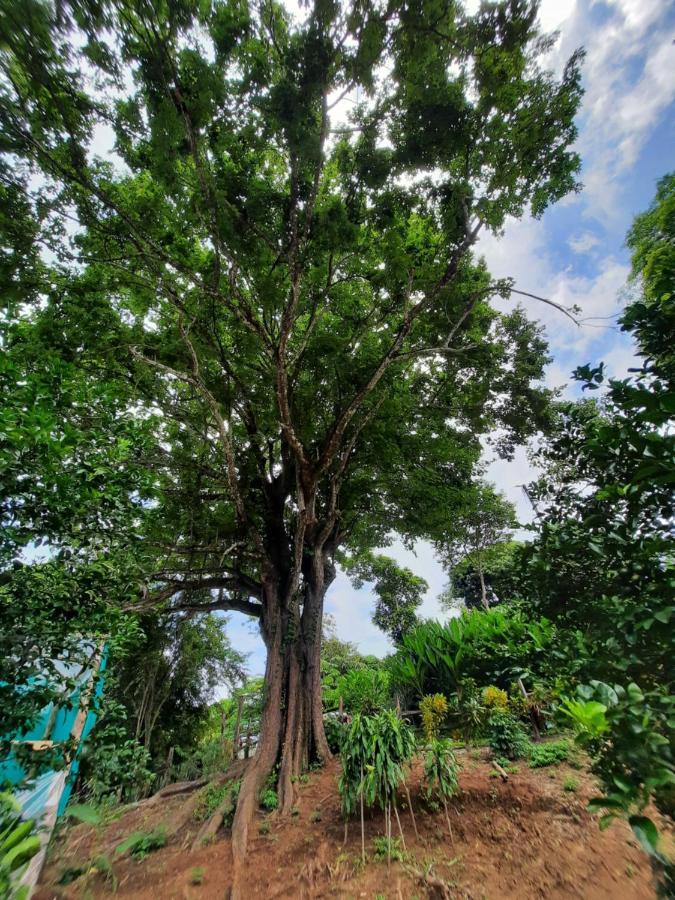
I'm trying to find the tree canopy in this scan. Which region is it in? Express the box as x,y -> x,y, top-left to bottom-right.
0,0 -> 584,874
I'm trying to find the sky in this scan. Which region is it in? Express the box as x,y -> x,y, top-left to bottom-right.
224,0 -> 675,679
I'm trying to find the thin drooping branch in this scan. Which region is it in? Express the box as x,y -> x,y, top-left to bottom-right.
509,287 -> 580,325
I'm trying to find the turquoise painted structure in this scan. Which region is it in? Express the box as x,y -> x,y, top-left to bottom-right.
0,647 -> 107,821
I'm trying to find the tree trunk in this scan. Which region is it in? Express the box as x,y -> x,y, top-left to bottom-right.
478,568 -> 489,610
229,555 -> 334,897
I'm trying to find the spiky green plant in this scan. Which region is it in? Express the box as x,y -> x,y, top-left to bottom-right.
423,738 -> 459,840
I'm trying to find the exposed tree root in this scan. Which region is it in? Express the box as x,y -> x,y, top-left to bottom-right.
191,784 -> 238,853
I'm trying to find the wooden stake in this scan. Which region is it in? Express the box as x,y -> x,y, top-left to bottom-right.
403,782 -> 419,839
386,802 -> 391,869
393,803 -> 407,851
442,798 -> 454,844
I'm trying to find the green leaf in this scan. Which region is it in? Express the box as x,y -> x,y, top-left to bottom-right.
628,816 -> 659,856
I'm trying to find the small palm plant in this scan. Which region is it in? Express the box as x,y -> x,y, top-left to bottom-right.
338,710 -> 416,865
423,739 -> 459,842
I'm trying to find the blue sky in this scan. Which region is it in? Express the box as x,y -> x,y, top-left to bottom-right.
223,0 -> 675,681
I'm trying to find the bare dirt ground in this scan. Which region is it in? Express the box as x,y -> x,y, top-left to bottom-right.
36,751 -> 670,899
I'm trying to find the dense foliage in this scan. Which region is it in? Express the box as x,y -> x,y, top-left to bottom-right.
518,174 -> 674,863
390,609 -> 556,704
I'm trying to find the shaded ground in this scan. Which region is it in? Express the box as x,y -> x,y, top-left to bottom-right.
36,750 -> 669,899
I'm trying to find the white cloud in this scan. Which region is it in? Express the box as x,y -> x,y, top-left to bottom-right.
568,231 -> 601,254
478,217 -> 629,357
550,0 -> 675,223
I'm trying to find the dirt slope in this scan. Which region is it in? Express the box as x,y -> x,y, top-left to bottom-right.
36,752 -> 666,899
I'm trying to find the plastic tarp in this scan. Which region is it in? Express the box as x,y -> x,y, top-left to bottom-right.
0,644 -> 107,896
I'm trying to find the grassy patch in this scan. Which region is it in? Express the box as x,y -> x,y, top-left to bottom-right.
372,836 -> 404,862
114,826 -> 167,860
528,739 -> 570,768
194,782 -> 230,823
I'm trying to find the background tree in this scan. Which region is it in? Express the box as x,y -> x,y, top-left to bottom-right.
342,551 -> 428,644
439,487 -> 518,609
0,0 -> 583,871
110,612 -> 247,759
439,539 -> 525,611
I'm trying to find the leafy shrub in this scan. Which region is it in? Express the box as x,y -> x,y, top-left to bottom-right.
324,715 -> 348,753
0,792 -> 41,900
528,739 -> 570,768
79,708 -> 153,803
423,739 -> 459,805
447,678 -> 487,745
563,777 -> 578,792
338,668 -> 391,715
487,711 -> 529,760
114,826 -> 167,860
372,835 -> 404,862
561,681 -> 674,858
260,789 -> 278,811
420,694 -> 448,742
194,782 -> 231,823
173,739 -> 234,782
338,711 -> 416,818
390,611 -> 555,702
483,686 -> 508,711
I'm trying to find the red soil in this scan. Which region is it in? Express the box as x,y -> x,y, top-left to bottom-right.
36,752 -> 669,899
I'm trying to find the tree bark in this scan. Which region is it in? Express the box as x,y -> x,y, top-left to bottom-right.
229,554 -> 334,897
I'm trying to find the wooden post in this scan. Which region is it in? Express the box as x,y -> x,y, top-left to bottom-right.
518,677 -> 541,742
338,696 -> 344,719
232,695 -> 244,760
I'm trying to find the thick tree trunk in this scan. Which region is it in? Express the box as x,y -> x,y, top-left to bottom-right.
229,555 -> 334,897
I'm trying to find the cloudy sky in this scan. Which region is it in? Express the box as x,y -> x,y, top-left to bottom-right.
226,0 -> 675,675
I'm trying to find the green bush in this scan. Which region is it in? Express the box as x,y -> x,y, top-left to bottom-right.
337,668 -> 391,715
528,739 -> 570,768
259,789 -> 278,811
338,711 -> 416,818
420,694 -> 448,742
324,716 -> 348,753
79,707 -> 153,803
372,835 -> 404,862
194,782 -> 231,823
561,682 -> 674,857
487,711 -> 529,760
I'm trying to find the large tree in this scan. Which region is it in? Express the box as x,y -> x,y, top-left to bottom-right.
0,0 -> 582,875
